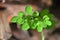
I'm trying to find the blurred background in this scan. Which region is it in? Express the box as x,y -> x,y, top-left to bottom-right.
0,0 -> 60,40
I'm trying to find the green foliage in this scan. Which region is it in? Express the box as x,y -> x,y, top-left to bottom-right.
41,9 -> 55,19
11,16 -> 18,23
37,21 -> 44,32
18,11 -> 24,17
48,14 -> 55,19
45,21 -> 52,26
46,20 -> 56,30
43,15 -> 50,20
17,18 -> 24,24
37,25 -> 43,32
22,22 -> 30,30
31,20 -> 37,29
33,11 -> 39,17
41,9 -> 49,17
25,5 -> 33,15
11,5 -> 56,32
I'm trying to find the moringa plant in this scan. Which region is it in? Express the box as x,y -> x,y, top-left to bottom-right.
11,5 -> 56,40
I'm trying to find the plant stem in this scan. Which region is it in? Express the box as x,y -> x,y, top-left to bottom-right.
42,31 -> 44,40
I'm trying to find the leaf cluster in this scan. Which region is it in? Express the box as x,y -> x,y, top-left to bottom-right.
11,5 -> 56,32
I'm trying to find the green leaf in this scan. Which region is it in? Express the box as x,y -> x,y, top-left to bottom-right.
31,23 -> 37,29
17,18 -> 24,24
30,20 -> 34,25
25,5 -> 33,14
29,19 -> 36,29
11,16 -> 18,23
37,21 -> 44,32
37,22 -> 43,32
46,20 -> 56,30
24,16 -> 32,24
22,22 -> 30,30
44,20 -> 52,26
34,18 -> 39,23
38,21 -> 47,28
43,15 -> 50,20
31,20 -> 37,29
42,21 -> 47,28
18,11 -> 24,17
41,9 -> 49,17
24,18 -> 29,23
33,11 -> 39,17
37,26 -> 43,32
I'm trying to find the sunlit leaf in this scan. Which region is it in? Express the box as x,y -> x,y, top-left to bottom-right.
34,18 -> 40,23
44,20 -> 52,26
36,21 -> 43,32
18,11 -> 24,17
33,11 -> 39,17
30,19 -> 34,25
25,5 -> 33,14
29,19 -> 36,29
43,15 -> 50,20
17,18 -> 24,24
31,24 -> 37,29
37,22 -> 43,32
22,22 -> 30,30
39,21 -> 47,28
11,16 -> 18,23
42,21 -> 47,28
